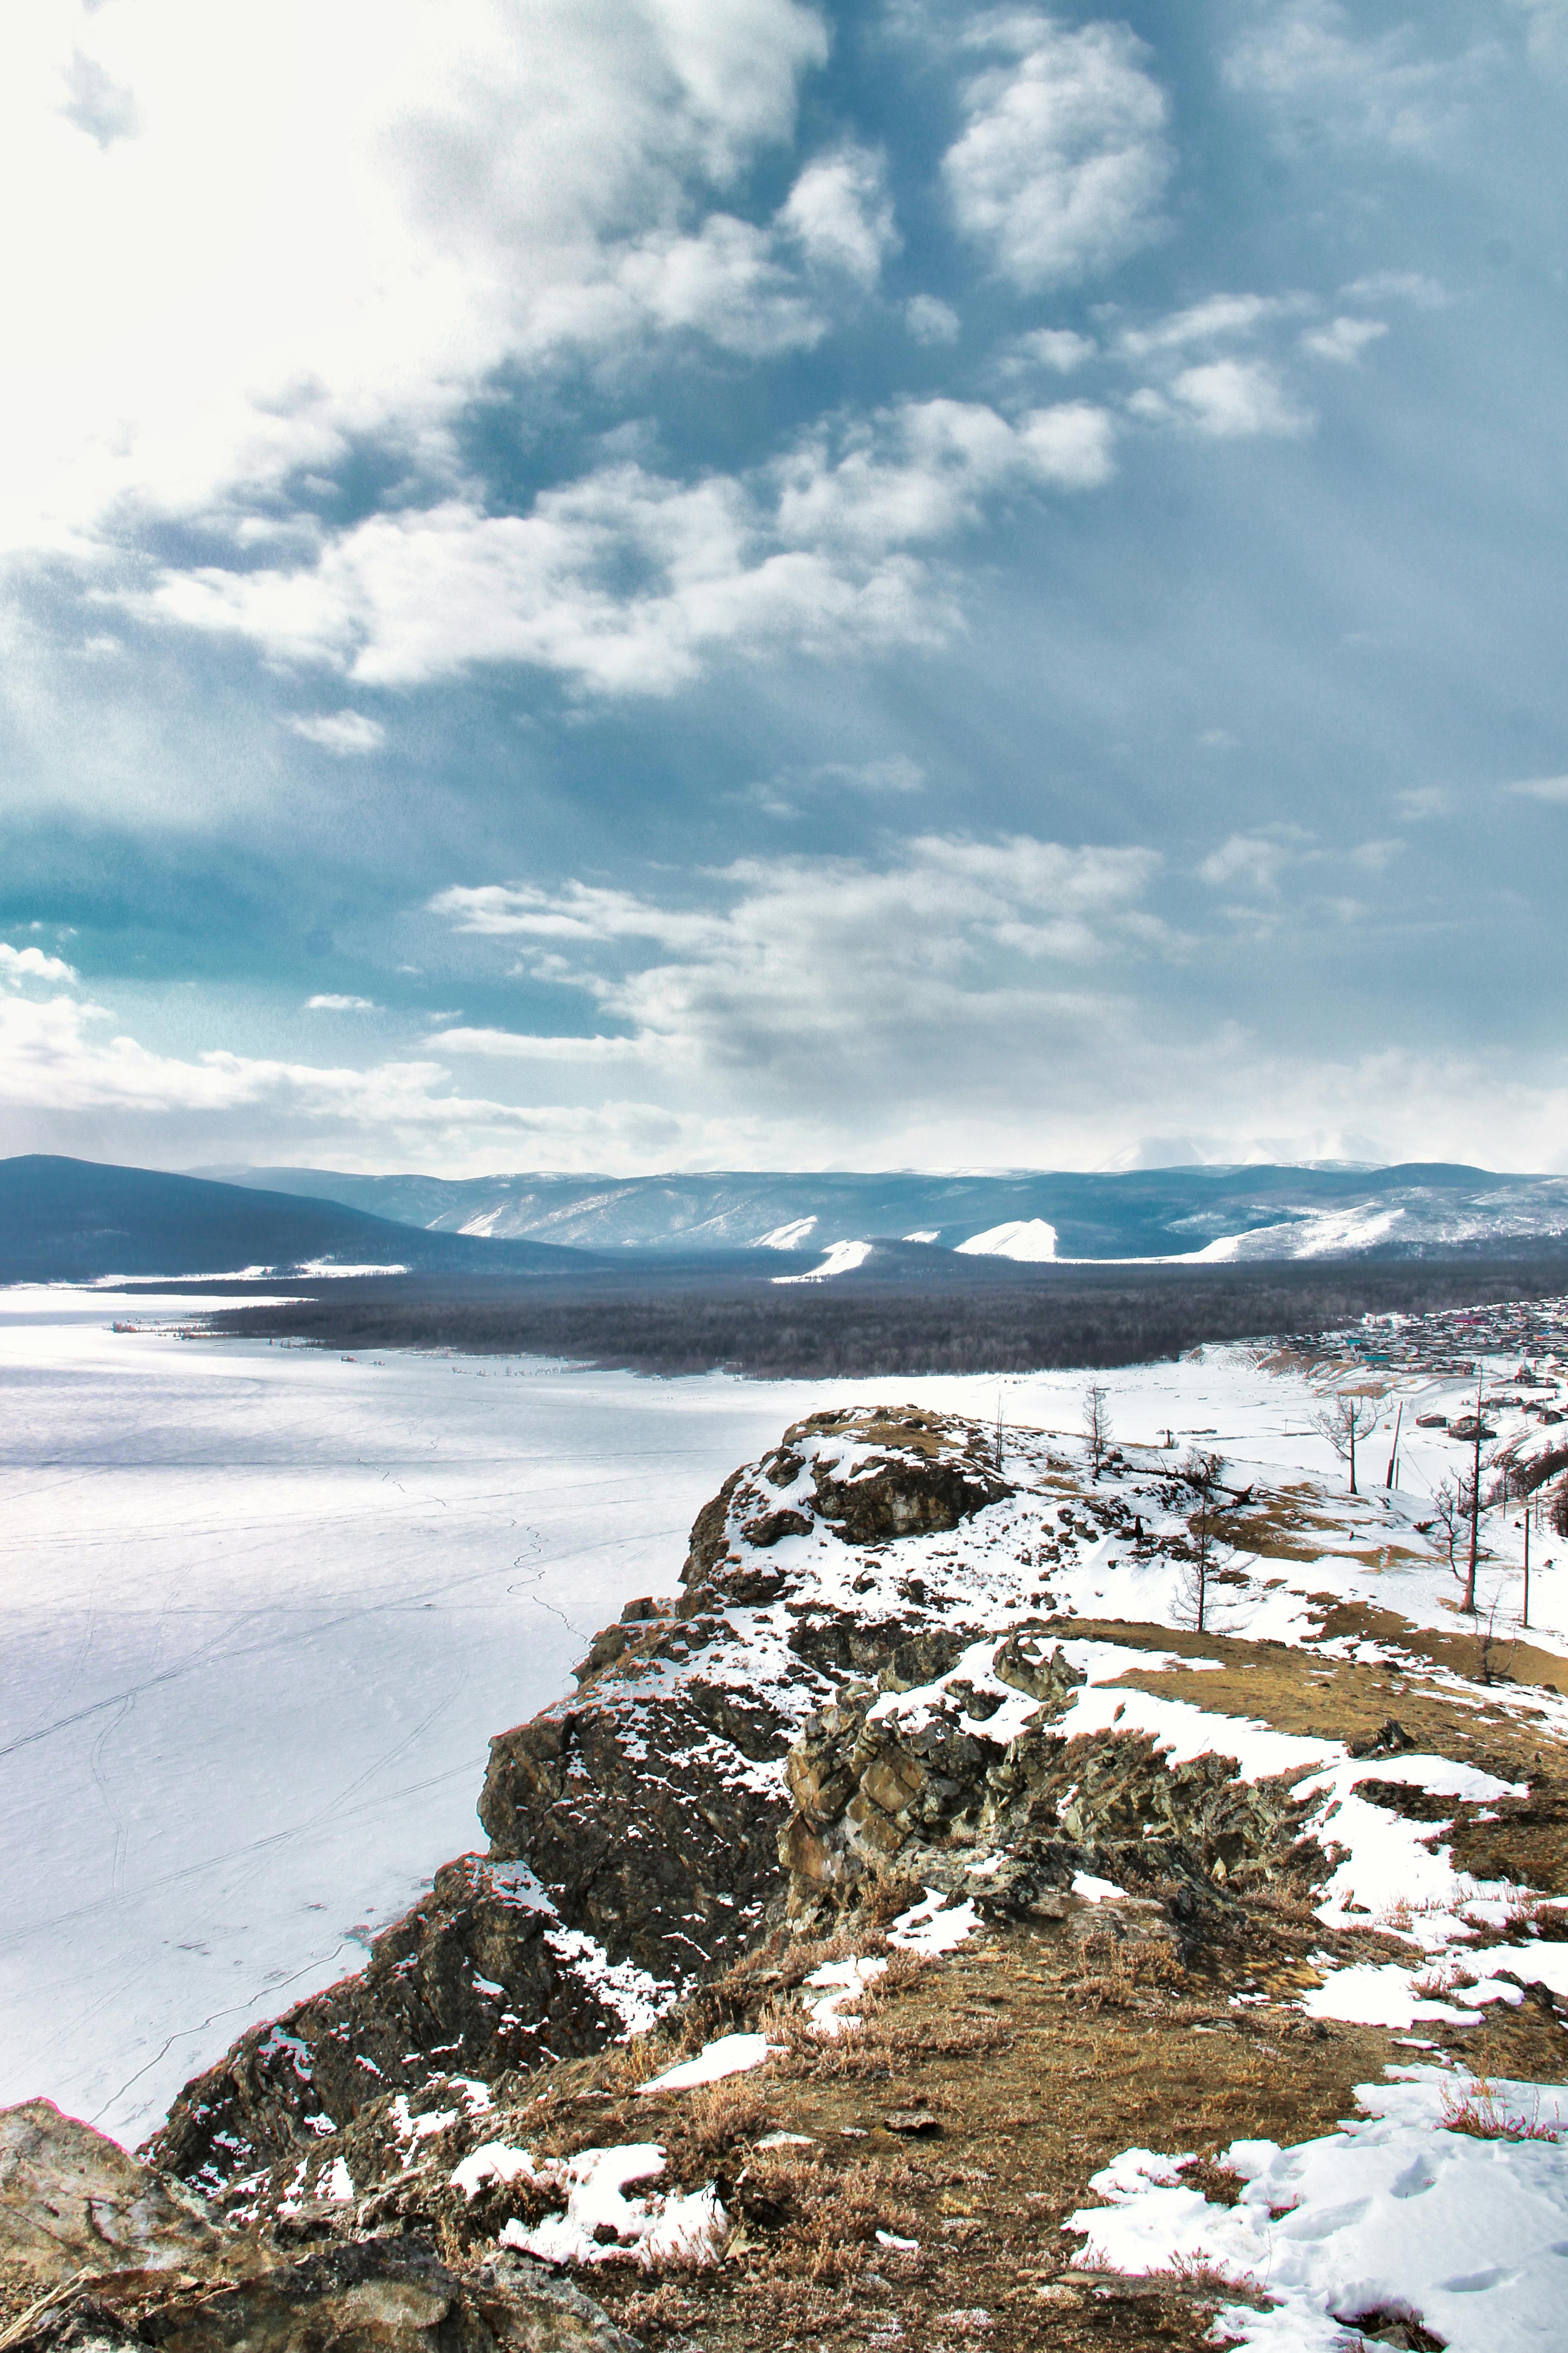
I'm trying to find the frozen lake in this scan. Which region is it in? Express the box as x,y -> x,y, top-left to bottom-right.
0,1291 -> 1552,2146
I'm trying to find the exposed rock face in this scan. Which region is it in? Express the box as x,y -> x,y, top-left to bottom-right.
146,1403 -> 1318,2218
0,2101 -> 221,2291
676,1407 -> 1011,1612
779,1651 -> 1320,1935
151,1857 -> 623,2199
153,1407 -> 1011,2201
0,2105 -> 639,2353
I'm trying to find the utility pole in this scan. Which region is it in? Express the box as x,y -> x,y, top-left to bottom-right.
1516,1512 -> 1530,1629
1463,1369 -> 1483,1615
1385,1400 -> 1402,1490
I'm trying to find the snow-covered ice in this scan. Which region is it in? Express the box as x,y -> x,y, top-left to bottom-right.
0,1291 -> 883,2143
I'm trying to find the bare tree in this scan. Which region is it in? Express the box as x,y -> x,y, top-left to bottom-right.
1428,1467 -> 1491,1614
1426,1476 -> 1468,1579
1172,1448 -> 1228,1633
1082,1382 -> 1112,1481
1312,1391 -> 1382,1496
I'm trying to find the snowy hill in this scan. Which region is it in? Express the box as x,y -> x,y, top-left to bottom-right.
0,1156 -> 591,1283
203,1161 -> 1568,1264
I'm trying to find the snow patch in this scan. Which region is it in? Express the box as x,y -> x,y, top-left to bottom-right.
772,1238 -> 874,1284
495,2142 -> 728,2269
1070,2068 -> 1568,2353
955,1219 -> 1059,1262
637,2032 -> 776,2094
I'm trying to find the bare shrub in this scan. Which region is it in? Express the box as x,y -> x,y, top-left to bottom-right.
595,2032 -> 671,2094
1440,2076 -> 1560,2142
681,2077 -> 772,2162
621,2281 -> 700,2336
861,1870 -> 927,1928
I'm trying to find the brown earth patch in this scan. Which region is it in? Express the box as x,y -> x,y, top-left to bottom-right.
571,1911 -> 1507,2353
1309,1596 -> 1568,1697
1052,1616 -> 1568,1792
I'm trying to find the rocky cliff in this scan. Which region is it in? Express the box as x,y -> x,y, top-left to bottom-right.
9,1399 -> 1568,2353
149,1408 -> 1022,2200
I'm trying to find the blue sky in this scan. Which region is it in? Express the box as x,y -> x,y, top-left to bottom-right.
1,0 -> 1565,1175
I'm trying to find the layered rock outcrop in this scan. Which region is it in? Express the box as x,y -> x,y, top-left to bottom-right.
148,1402 -> 1324,2232
0,2102 -> 637,2353
151,1407 -> 1015,2200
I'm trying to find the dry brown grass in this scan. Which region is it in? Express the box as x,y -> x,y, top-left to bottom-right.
594,2030 -> 673,2093
681,2077 -> 774,2162
1440,2076 -> 1561,2142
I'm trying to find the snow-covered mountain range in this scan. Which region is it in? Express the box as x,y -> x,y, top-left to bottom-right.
206,1162 -> 1568,1265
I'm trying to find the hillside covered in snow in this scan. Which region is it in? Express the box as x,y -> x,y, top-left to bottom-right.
210,1161 -> 1568,1265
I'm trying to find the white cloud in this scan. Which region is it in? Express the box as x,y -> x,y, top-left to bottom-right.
779,145 -> 897,286
431,837 -> 1170,1105
1508,774 -> 1568,803
1011,327 -> 1096,372
287,710 -> 386,754
1301,315 -> 1388,363
1507,0 -> 1568,68
1198,832 -> 1293,894
1341,270 -> 1448,309
132,397 -> 1117,692
0,941 -> 79,988
816,755 -> 924,792
1395,785 -> 1455,820
429,1027 -> 653,1061
905,294 -> 961,345
1119,292 -> 1304,358
305,994 -> 381,1011
943,12 -> 1171,290
1223,1 -> 1485,152
1168,359 -> 1311,438
0,0 -> 829,562
605,212 -> 825,357
4,919 -> 1567,1178
58,50 -> 139,149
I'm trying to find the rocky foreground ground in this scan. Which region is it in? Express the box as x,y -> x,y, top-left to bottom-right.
4,1398 -> 1568,2353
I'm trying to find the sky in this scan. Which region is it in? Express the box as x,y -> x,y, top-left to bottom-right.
0,0 -> 1565,1179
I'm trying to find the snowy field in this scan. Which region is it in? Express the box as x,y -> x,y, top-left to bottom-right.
0,1289 -> 1558,2147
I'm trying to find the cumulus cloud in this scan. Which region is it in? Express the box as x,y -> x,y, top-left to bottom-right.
1198,832 -> 1294,894
1341,270 -> 1448,309
943,12 -> 1171,290
1509,0 -> 1568,68
1508,774 -> 1568,803
905,294 -> 961,345
0,0 -> 830,561
1301,315 -> 1388,363
305,994 -> 381,1011
417,858 -> 1568,1172
0,942 -> 79,988
1167,359 -> 1311,438
779,145 -> 898,285
58,50 -> 139,148
430,836 -> 1170,1109
1395,785 -> 1455,820
0,981 -> 669,1172
1223,0 -> 1484,152
133,397 -> 1117,691
1118,292 -> 1306,358
1009,327 -> 1097,372
287,710 -> 386,754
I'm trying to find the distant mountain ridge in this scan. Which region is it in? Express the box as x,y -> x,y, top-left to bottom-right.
202,1161 -> 1568,1264
0,1157 -> 592,1284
